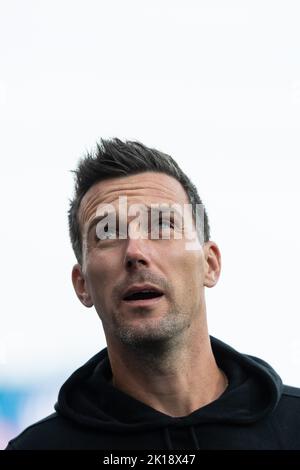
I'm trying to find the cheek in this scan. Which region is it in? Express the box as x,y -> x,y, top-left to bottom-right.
85,251 -> 118,302
168,245 -> 204,292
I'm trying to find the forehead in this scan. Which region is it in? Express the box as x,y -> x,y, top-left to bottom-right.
78,172 -> 189,226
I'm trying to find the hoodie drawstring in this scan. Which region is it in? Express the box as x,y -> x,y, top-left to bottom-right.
189,426 -> 200,450
163,427 -> 173,450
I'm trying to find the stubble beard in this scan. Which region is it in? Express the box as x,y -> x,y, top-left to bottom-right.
110,301 -> 192,363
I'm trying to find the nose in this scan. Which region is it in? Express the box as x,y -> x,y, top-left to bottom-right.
124,237 -> 151,271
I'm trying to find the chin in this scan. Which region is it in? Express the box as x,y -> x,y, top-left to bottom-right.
116,317 -> 187,350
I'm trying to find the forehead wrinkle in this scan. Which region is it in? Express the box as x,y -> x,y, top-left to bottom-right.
79,177 -> 188,228
99,179 -> 181,198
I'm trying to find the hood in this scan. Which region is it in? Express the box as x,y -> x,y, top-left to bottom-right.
55,336 -> 283,433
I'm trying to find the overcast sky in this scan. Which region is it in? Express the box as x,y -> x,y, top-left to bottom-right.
1,0 -> 300,387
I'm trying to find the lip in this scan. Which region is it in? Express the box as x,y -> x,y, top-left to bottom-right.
122,283 -> 164,300
122,294 -> 165,308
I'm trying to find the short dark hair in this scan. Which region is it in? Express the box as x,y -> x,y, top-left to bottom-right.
68,138 -> 210,264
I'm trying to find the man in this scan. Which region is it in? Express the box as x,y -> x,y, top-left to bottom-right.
6,139 -> 300,450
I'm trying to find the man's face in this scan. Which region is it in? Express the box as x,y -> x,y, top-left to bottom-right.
73,172 -> 220,348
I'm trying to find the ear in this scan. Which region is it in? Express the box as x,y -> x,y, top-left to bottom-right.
203,241 -> 221,288
72,263 -> 94,308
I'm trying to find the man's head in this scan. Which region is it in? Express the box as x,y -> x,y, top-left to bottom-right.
69,139 -> 221,351
69,139 -> 210,266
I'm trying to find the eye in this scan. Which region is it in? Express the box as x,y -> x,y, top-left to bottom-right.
160,221 -> 172,228
96,223 -> 118,241
159,216 -> 174,229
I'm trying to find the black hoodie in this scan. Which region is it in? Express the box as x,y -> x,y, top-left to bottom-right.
5,336 -> 300,450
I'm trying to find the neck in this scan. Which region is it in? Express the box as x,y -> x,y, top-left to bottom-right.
107,325 -> 228,418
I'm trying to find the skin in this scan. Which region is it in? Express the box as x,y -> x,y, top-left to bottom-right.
72,171 -> 225,418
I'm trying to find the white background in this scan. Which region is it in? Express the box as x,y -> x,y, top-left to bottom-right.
1,0 -> 300,389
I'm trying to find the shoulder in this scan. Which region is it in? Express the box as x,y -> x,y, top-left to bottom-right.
268,384 -> 300,449
272,384 -> 300,427
5,412 -> 73,450
277,384 -> 300,412
281,384 -> 300,398
277,384 -> 300,413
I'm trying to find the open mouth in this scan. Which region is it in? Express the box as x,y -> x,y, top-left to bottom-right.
121,285 -> 165,307
123,290 -> 164,301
